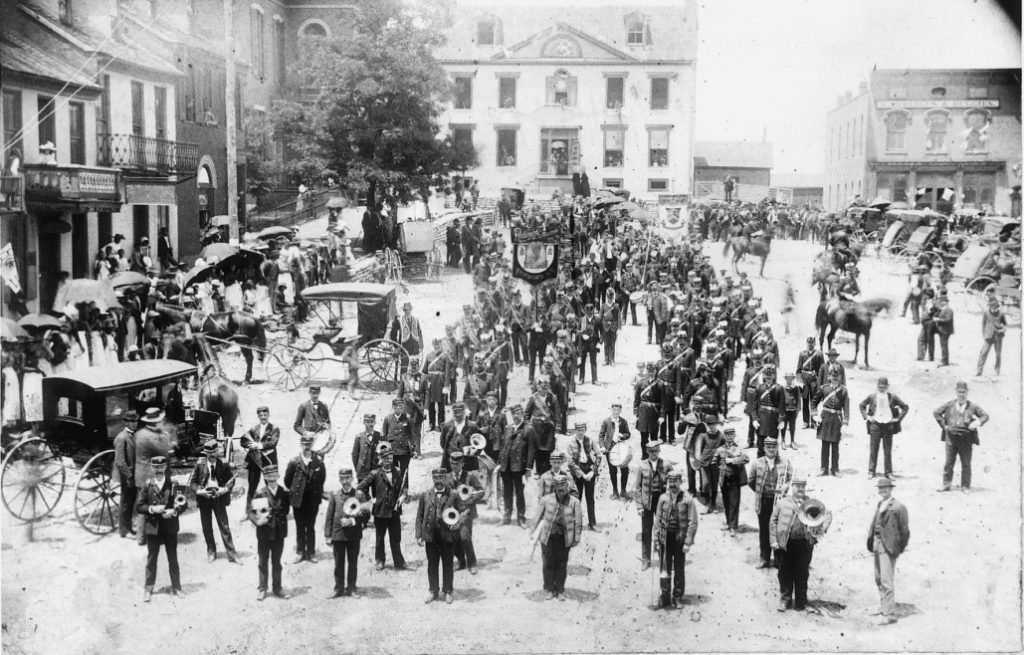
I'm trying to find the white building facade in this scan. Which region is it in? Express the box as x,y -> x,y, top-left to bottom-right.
435,3 -> 697,201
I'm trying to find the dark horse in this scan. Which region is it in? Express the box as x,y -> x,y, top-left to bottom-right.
193,335 -> 240,439
815,297 -> 872,368
155,303 -> 267,382
723,235 -> 772,277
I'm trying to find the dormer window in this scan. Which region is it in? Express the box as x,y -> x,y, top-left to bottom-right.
624,12 -> 651,45
476,15 -> 502,46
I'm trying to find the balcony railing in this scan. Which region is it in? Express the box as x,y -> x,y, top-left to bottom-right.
97,133 -> 199,175
22,164 -> 122,211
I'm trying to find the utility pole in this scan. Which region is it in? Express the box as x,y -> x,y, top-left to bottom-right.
224,0 -> 239,243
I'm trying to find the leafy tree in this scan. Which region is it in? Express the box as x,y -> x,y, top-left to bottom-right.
272,0 -> 476,215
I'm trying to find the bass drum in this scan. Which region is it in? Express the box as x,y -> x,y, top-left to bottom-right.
608,441 -> 633,469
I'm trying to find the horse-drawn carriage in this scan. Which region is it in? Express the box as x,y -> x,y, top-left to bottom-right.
845,206 -> 890,244
262,283 -> 408,395
379,217 -> 446,283
0,360 -> 218,533
948,241 -> 1021,319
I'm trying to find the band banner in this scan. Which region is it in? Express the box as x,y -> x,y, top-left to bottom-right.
511,226 -> 560,284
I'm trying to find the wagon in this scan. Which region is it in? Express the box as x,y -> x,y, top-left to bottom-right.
1,360 -> 213,533
948,242 -> 1021,318
261,283 -> 408,395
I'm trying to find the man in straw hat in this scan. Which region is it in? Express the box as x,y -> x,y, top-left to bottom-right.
135,456 -> 184,602
866,477 -> 910,625
416,468 -> 461,604
770,476 -> 831,612
532,473 -> 583,601
654,471 -> 698,609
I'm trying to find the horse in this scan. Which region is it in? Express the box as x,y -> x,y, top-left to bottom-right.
154,303 -> 267,382
815,297 -> 872,368
193,335 -> 240,440
723,234 -> 772,277
860,296 -> 895,317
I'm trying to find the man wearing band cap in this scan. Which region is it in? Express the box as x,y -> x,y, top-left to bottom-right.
189,439 -> 238,563
242,406 -> 280,510
294,386 -> 331,439
497,404 -> 534,527
351,414 -> 382,480
358,447 -> 408,570
253,464 -> 291,601
416,468 -> 460,604
449,452 -> 485,574
635,440 -> 673,570
383,398 -> 413,490
749,437 -> 794,569
284,433 -> 327,563
136,455 -> 184,602
421,338 -> 453,431
567,422 -> 600,531
654,471 -> 698,609
323,468 -> 369,599
532,473 -> 583,601
598,403 -> 631,500
441,402 -> 477,473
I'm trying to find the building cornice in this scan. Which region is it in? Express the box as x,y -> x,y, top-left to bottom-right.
437,59 -> 695,67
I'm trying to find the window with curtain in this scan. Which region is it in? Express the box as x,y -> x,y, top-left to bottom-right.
498,77 -> 516,109
606,77 -> 624,109
496,128 -> 517,166
540,128 -> 579,175
648,128 -> 670,167
603,128 -> 624,168
38,96 -> 56,147
68,102 -> 85,164
926,111 -> 949,152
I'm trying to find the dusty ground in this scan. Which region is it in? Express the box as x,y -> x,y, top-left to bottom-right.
2,237 -> 1021,655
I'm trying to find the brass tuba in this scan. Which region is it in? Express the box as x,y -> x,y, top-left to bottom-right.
797,497 -> 831,538
342,497 -> 361,516
457,484 -> 474,503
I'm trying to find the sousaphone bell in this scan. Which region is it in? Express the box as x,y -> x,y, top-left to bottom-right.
442,507 -> 460,527
457,484 -> 474,503
342,497 -> 362,516
469,433 -> 487,453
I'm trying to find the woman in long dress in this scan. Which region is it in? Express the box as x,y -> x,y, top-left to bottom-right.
1,353 -> 22,428
21,355 -> 45,428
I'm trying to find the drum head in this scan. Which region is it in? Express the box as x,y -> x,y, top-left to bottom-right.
608,441 -> 633,468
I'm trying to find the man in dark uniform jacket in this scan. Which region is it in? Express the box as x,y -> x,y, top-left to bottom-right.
113,410 -> 139,538
449,452 -> 485,574
634,440 -> 672,570
294,385 -> 331,438
382,398 -> 413,491
421,339 -> 453,431
136,456 -> 184,602
446,219 -> 462,268
417,468 -> 461,604
752,365 -> 787,457
795,338 -> 824,428
254,464 -> 291,601
497,404 -> 535,527
284,434 -> 327,563
241,405 -> 280,509
440,402 -> 477,472
323,468 -> 370,598
598,403 -> 631,499
350,414 -> 381,481
576,303 -> 603,384
357,448 -> 407,570
188,439 -> 238,563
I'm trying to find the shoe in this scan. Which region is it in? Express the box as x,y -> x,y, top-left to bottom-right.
641,561 -> 651,571
327,591 -> 345,599
393,564 -> 408,571
375,561 -> 385,570
445,593 -> 454,604
348,589 -> 362,599
778,599 -> 792,612
728,528 -> 737,537
802,423 -> 810,429
868,473 -> 876,479
703,508 -> 715,515
878,616 -> 898,625
611,492 -> 619,500
424,593 -> 438,604
227,554 -> 239,564
208,552 -> 216,563
961,486 -> 971,493
793,604 -> 806,611
757,560 -> 771,569
273,590 -> 291,600
545,591 -> 555,601
171,587 -> 185,598
143,588 -> 152,603
818,469 -> 828,477
831,470 -> 841,477
456,562 -> 467,571
937,485 -> 951,492
502,518 -> 511,526
293,555 -> 306,564
517,518 -> 527,528
307,554 -> 319,564
671,598 -> 680,609
720,524 -> 731,530
468,567 -> 477,575
558,594 -> 566,602
588,524 -> 599,531
257,590 -> 267,601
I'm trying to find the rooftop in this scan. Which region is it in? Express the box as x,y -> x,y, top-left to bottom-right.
694,141 -> 773,170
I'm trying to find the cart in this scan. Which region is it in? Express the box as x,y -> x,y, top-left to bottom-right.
948,242 -> 1021,319
1,360 -> 210,533
262,283 -> 408,395
384,219 -> 444,282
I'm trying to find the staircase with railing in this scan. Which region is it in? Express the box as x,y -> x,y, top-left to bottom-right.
246,187 -> 342,231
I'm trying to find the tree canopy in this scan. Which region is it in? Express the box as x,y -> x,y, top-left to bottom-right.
272,0 -> 477,208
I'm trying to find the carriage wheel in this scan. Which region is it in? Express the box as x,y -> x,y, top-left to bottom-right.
1,437 -> 66,522
968,278 -> 997,311
358,339 -> 407,394
264,344 -> 313,391
74,450 -> 120,535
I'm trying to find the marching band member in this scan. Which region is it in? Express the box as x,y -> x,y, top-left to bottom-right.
441,325 -> 460,405
449,452 -> 485,574
389,301 -> 423,372
351,414 -> 381,481
284,434 -> 327,563
506,289 -> 529,365
491,328 -> 512,407
692,414 -> 725,513
576,303 -> 602,385
635,440 -> 672,570
293,385 -> 331,441
795,337 -> 823,429
416,468 -> 461,604
748,437 -> 794,569
634,362 -> 663,460
532,473 -> 584,601
537,451 -> 572,496
422,338 -> 454,432
770,477 -> 831,612
714,427 -> 749,535
242,405 -> 280,509
497,404 -> 534,527
136,456 -> 184,602
814,369 -> 850,477
524,380 -> 559,473
398,356 -> 426,458
441,401 -> 477,472
357,446 -> 408,571
323,468 -> 369,599
752,364 -> 786,457
463,353 -> 493,419
188,439 -> 238,563
598,403 -> 631,500
567,422 -> 600,531
780,372 -> 801,448
253,464 -> 291,601
382,397 -> 413,489
654,471 -> 698,609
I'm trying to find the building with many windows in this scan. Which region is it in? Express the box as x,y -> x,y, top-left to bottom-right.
825,69 -> 1022,216
434,2 -> 697,200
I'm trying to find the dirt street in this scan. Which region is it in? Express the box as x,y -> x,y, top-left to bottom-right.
2,238 -> 1021,654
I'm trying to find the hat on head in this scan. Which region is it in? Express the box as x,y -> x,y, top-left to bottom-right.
763,437 -> 779,447
392,397 -> 404,406
149,455 -> 168,466
877,376 -> 889,386
257,405 -> 269,413
723,427 -> 737,437
646,439 -> 664,449
339,467 -> 354,477
508,403 -> 523,412
141,408 -> 164,424
611,403 -> 622,409
876,477 -> 895,489
783,372 -> 795,379
123,410 -> 140,422
667,471 -> 684,481
263,464 -> 279,476
827,347 -> 839,356
574,422 -> 587,430
955,380 -> 968,391
453,401 -> 466,410
431,467 -> 448,478
550,452 -> 565,462
203,439 -> 219,453
704,413 -> 722,425
363,413 -> 376,421
450,451 -> 465,462
807,336 -> 816,343
790,476 -> 807,487
300,434 -> 315,445
552,473 -> 570,486
309,385 -> 321,392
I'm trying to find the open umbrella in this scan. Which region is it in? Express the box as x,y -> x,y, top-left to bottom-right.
17,313 -> 62,332
217,247 -> 265,270
109,271 -> 151,289
326,196 -> 348,209
618,201 -> 644,212
182,264 -> 216,290
1,317 -> 29,341
200,243 -> 238,262
54,279 -> 121,312
594,196 -> 626,209
868,198 -> 892,209
256,226 -> 295,241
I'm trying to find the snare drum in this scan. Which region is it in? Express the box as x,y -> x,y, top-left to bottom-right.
629,291 -> 646,304
608,441 -> 633,469
310,429 -> 337,456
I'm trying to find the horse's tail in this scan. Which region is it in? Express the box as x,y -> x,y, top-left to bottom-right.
722,238 -> 732,258
814,302 -> 828,331
252,315 -> 267,359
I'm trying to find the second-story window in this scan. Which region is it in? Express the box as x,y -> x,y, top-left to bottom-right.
37,96 -> 56,147
884,111 -> 907,151
606,77 -> 624,109
648,127 -> 670,167
68,102 -> 85,165
498,77 -> 516,109
154,87 -> 167,140
454,77 -> 473,109
496,128 -> 517,166
603,127 -> 624,168
926,110 -> 949,153
650,77 -> 669,110
546,70 -> 577,106
2,90 -> 24,162
131,81 -> 144,136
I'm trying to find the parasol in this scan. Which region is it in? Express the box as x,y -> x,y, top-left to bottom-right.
594,196 -> 626,209
618,201 -> 644,212
868,198 -> 892,209
17,313 -> 62,331
182,264 -> 216,290
200,243 -> 238,262
109,271 -> 151,289
54,279 -> 121,311
256,226 -> 295,240
1,317 -> 29,340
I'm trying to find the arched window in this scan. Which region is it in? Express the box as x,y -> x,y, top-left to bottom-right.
883,109 -> 910,151
301,21 -> 328,38
197,165 -> 212,186
925,108 -> 950,153
962,109 -> 992,153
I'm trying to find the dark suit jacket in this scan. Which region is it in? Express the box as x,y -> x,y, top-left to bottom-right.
240,422 -> 281,471
294,400 -> 331,434
351,429 -> 382,477
135,477 -> 179,535
382,412 -> 413,455
858,391 -> 910,434
415,487 -> 459,543
357,466 -> 404,518
440,419 -> 477,454
254,484 -> 290,541
323,487 -> 369,542
866,498 -> 910,556
284,453 -> 327,508
188,457 -> 236,506
498,421 -> 535,473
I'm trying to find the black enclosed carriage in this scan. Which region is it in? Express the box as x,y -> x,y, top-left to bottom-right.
0,360 -> 211,534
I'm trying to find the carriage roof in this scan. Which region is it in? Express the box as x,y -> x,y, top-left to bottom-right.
43,360 -> 196,397
301,283 -> 396,304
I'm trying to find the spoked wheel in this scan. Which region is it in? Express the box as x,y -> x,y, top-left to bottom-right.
264,344 -> 313,391
968,278 -> 997,311
74,450 -> 120,535
357,338 -> 408,394
1,437 -> 66,522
